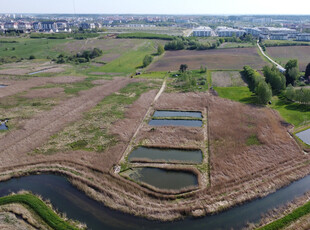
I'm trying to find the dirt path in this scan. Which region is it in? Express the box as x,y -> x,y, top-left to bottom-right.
0,76 -> 85,98
117,79 -> 166,167
0,77 -> 134,167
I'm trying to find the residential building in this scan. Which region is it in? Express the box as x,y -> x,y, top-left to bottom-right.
192,26 -> 212,37
32,22 -> 42,30
80,22 -> 96,29
216,27 -> 246,37
41,21 -> 57,31
296,33 -> 310,41
4,22 -> 18,29
270,33 -> 289,40
18,22 -> 32,30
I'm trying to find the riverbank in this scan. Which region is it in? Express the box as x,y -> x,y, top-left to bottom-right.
0,192 -> 85,230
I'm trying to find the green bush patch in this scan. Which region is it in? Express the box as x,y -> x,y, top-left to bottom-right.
246,134 -> 261,146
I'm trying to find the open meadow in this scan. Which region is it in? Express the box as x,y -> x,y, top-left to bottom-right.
266,46 -> 310,71
148,48 -> 267,71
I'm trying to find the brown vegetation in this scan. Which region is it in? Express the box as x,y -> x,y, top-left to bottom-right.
211,71 -> 247,87
266,46 -> 310,71
148,48 -> 267,71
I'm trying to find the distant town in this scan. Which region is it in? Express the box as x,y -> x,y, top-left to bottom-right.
1,14 -> 310,40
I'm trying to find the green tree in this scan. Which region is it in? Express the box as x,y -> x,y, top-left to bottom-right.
142,55 -> 153,67
305,63 -> 310,81
179,64 -> 188,72
285,59 -> 299,85
256,81 -> 272,105
157,44 -> 164,55
263,65 -> 286,95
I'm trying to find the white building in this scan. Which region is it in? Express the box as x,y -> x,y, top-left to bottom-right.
192,26 -> 212,37
296,33 -> 310,41
216,27 -> 246,37
4,22 -> 18,29
243,27 -> 261,37
18,22 -> 32,30
270,33 -> 289,40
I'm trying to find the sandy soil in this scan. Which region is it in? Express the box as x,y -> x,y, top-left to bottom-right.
148,48 -> 267,71
0,76 -> 85,98
22,88 -> 65,99
91,79 -> 107,85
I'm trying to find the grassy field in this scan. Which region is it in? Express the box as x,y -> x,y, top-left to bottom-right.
218,42 -> 255,49
86,40 -> 158,74
258,199 -> 310,230
266,46 -> 310,71
148,48 -> 268,71
35,81 -> 160,154
215,86 -> 310,127
211,71 -> 246,87
0,193 -> 81,230
0,37 -> 71,59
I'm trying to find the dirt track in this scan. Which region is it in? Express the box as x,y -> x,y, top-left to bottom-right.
0,76 -> 85,98
0,77 -> 135,167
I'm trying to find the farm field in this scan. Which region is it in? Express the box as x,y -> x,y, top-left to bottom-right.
211,71 -> 246,87
148,48 -> 267,71
266,46 -> 310,71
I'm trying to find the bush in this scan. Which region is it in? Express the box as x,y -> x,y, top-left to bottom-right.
142,55 -> 153,67
29,55 -> 36,60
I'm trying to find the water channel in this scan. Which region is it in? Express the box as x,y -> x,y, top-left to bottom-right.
1,174 -> 310,229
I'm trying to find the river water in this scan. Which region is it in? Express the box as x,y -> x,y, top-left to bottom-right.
1,174 -> 310,230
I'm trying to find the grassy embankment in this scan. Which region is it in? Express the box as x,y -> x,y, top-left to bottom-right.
215,86 -> 310,127
0,193 -> 81,230
257,199 -> 310,230
35,81 -> 161,154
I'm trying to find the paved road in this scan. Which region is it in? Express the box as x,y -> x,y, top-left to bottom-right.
257,41 -> 286,73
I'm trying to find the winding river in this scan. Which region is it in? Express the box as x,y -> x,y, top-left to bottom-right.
1,174 -> 310,230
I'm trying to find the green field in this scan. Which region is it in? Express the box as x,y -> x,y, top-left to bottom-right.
215,86 -> 310,127
0,193 -> 80,230
0,37 -> 71,59
87,40 -> 157,74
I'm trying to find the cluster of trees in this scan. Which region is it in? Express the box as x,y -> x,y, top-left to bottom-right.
164,38 -> 219,51
157,44 -> 164,55
55,48 -> 103,64
219,34 -> 255,44
263,66 -> 286,95
285,85 -> 310,104
243,66 -> 272,104
142,55 -> 153,67
285,59 -> 299,85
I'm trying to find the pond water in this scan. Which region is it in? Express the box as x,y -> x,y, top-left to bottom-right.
149,119 -> 202,127
128,147 -> 203,164
1,174 -> 310,230
122,167 -> 198,190
296,128 -> 310,145
28,69 -> 47,75
0,123 -> 8,130
0,84 -> 7,88
153,111 -> 202,118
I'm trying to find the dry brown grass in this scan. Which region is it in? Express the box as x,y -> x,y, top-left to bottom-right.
212,71 -> 247,87
148,48 -> 267,71
266,46 -> 310,71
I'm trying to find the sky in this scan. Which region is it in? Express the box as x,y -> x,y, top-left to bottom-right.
1,0 -> 310,15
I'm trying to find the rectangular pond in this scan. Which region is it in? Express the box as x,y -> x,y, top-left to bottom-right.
0,84 -> 7,88
149,119 -> 202,127
153,110 -> 202,118
128,147 -> 203,164
296,128 -> 310,145
0,123 -> 8,130
123,167 -> 198,190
